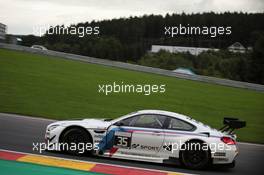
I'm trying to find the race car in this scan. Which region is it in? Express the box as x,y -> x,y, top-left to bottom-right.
45,110 -> 245,169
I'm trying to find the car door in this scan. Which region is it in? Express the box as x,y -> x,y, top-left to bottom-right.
104,114 -> 166,158
123,114 -> 166,157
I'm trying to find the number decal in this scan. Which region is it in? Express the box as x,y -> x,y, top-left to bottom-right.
116,136 -> 128,147
114,132 -> 131,148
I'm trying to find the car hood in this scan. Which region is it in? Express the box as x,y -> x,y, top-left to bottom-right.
48,118 -> 112,130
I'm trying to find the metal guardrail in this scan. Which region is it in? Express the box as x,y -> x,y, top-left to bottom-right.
1,43 -> 264,92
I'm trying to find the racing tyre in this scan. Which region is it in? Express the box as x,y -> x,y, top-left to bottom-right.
61,127 -> 92,155
180,141 -> 211,169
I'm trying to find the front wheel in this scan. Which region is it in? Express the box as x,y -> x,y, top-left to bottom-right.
61,127 -> 92,155
180,141 -> 211,169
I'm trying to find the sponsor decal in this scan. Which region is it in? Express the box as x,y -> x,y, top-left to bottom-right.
163,144 -> 172,151
131,144 -> 159,151
131,144 -> 140,149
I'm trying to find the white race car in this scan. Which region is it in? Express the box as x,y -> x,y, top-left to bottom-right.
30,45 -> 48,50
45,110 -> 245,169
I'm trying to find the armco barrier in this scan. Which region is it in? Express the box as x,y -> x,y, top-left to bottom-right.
1,43 -> 264,92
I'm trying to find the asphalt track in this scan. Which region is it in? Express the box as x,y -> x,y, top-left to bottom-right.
0,113 -> 263,175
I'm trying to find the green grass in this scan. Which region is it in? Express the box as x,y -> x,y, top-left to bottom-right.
0,48 -> 263,143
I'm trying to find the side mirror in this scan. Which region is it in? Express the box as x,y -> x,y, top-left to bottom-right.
115,122 -> 124,127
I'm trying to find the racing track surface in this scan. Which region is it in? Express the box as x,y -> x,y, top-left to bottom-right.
0,113 -> 263,175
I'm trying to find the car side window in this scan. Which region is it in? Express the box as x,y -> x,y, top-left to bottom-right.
117,116 -> 137,126
131,114 -> 166,129
167,118 -> 194,131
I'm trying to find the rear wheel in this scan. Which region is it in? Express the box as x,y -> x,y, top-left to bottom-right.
180,141 -> 211,169
61,127 -> 92,155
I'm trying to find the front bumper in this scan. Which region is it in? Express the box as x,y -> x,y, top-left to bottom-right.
44,126 -> 65,151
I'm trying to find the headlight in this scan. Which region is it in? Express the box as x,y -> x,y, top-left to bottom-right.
48,124 -> 60,131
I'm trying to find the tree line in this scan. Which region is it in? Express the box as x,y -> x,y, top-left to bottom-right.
20,12 -> 264,84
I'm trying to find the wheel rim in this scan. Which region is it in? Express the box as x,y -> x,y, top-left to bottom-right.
185,150 -> 207,164
66,131 -> 85,144
182,142 -> 209,169
63,130 -> 88,154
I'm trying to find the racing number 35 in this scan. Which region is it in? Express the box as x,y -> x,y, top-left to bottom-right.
114,131 -> 132,148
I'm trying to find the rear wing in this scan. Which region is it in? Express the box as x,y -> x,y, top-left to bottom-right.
219,117 -> 246,135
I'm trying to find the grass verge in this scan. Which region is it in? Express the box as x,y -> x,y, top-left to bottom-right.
0,48 -> 263,143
